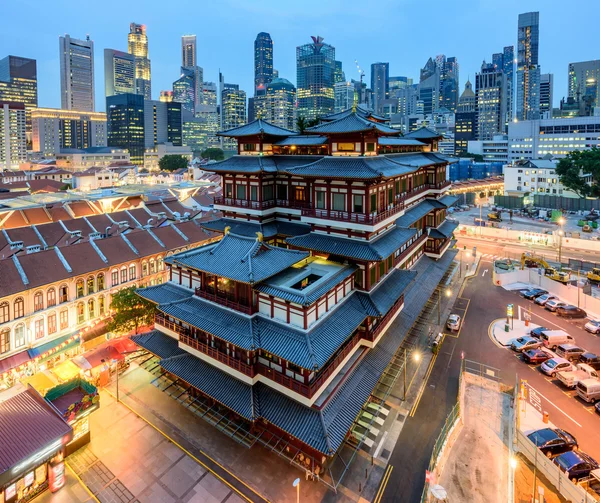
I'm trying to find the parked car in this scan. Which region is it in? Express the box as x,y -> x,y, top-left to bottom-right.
522,348 -> 553,364
539,330 -> 575,350
495,260 -> 512,271
556,344 -> 587,363
553,451 -> 599,482
535,294 -> 559,306
511,336 -> 542,352
579,353 -> 600,371
529,326 -> 549,339
557,305 -> 587,319
541,357 -> 575,377
578,379 -> 600,403
446,314 -> 461,331
523,288 -> 549,300
528,428 -> 578,458
557,363 -> 599,389
545,299 -> 568,312
585,320 -> 600,335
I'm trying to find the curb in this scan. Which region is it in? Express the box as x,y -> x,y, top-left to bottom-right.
488,318 -> 512,348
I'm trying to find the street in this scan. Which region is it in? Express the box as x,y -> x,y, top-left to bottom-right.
381,238 -> 600,502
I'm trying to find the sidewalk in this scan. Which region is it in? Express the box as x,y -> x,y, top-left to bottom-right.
490,318 -> 540,347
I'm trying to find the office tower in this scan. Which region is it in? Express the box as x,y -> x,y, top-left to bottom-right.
173,68 -> 197,113
454,80 -> 476,155
0,56 -> 38,136
128,23 -> 151,99
254,32 -> 273,94
503,46 -> 515,123
104,49 -> 136,97
476,62 -> 507,140
182,35 -> 197,68
440,56 -> 459,112
516,12 -> 540,120
0,101 -> 26,169
334,82 -> 355,113
144,99 -> 182,148
263,78 -> 295,130
419,57 -> 440,116
160,91 -> 173,102
59,34 -> 94,112
296,36 -> 335,120
568,60 -> 600,110
106,93 -> 145,165
388,76 -> 412,97
194,81 -> 220,149
32,108 -> 107,156
371,62 -> 389,114
396,84 -> 419,118
334,61 -> 345,84
220,76 -> 247,150
540,73 -> 553,117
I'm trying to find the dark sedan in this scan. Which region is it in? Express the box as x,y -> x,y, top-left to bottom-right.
529,326 -> 549,339
553,450 -> 598,482
556,305 -> 587,319
528,428 -> 578,458
523,288 -> 548,300
522,348 -> 553,364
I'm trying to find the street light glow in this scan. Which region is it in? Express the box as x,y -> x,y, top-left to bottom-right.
558,217 -> 566,226
510,457 -> 518,470
414,352 -> 421,363
446,288 -> 452,297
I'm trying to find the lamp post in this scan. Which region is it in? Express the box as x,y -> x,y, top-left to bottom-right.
557,216 -> 565,267
293,478 -> 300,503
437,288 -> 452,325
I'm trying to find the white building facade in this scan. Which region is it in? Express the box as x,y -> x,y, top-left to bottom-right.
468,134 -> 509,163
503,159 -> 585,198
0,102 -> 27,170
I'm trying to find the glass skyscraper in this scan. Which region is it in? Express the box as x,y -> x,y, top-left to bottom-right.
182,35 -> 197,68
59,34 -> 95,112
371,62 -> 389,115
0,56 -> 38,135
264,78 -> 296,130
254,32 -> 273,93
296,36 -> 335,120
128,23 -> 151,99
106,93 -> 145,165
516,11 -> 540,121
104,49 -> 136,97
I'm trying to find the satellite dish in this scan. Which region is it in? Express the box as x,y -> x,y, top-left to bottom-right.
429,485 -> 447,500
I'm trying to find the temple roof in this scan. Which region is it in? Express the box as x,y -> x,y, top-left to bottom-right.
438,194 -> 459,207
394,199 -> 444,228
200,218 -> 311,239
218,119 -> 297,138
167,232 -> 309,284
378,138 -> 425,147
320,106 -> 388,123
131,330 -> 186,359
357,269 -> 417,316
428,220 -> 459,239
282,156 -> 419,180
305,112 -> 401,135
273,136 -> 328,146
136,283 -> 192,305
206,155 -> 324,174
287,226 -> 417,261
404,126 -> 443,140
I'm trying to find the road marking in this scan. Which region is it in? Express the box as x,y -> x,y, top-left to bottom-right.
482,269 -> 488,277
104,389 -> 266,503
487,319 -> 508,349
524,386 -> 583,428
373,465 -> 394,503
65,461 -> 101,503
410,353 -> 438,417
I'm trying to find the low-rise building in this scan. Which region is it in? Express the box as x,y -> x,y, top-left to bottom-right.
468,134 -> 509,163
143,142 -> 192,171
55,147 -> 130,171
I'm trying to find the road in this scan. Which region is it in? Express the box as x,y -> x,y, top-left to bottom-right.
381,243 -> 600,503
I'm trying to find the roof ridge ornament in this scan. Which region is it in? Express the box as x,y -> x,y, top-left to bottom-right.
224,226 -> 231,235
256,231 -> 263,242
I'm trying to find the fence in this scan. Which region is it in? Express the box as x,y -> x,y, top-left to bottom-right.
534,194 -> 600,211
493,195 -> 525,209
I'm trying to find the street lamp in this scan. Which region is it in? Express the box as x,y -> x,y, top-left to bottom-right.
557,217 -> 566,267
293,478 -> 300,503
437,288 -> 452,325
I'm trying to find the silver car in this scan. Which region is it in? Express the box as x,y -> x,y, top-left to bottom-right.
541,357 -> 574,377
546,299 -> 567,312
511,336 -> 542,352
535,294 -> 558,306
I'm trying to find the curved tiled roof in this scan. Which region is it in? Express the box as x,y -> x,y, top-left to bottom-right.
131,330 -> 186,359
305,112 -> 400,135
378,138 -> 425,146
199,218 -> 310,239
273,136 -> 328,146
218,119 -> 297,138
282,156 -> 417,180
428,220 -> 459,239
320,107 -> 387,123
404,126 -> 443,139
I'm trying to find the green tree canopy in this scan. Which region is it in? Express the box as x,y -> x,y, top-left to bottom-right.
158,154 -> 189,172
296,116 -> 320,134
201,148 -> 225,161
555,148 -> 600,197
108,287 -> 156,335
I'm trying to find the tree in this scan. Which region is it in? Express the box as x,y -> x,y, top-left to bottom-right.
158,154 -> 189,172
108,287 -> 156,335
296,116 -> 320,134
200,148 -> 225,161
556,148 -> 600,198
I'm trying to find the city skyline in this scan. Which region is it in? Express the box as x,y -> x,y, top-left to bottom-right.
2,0 -> 595,113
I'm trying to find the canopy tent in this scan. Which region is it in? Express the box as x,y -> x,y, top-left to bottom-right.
73,346 -> 123,371
51,360 -> 82,382
20,372 -> 56,395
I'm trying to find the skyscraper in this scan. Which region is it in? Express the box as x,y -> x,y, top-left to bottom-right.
371,62 -> 389,114
503,46 -> 515,123
440,56 -> 459,112
296,36 -> 335,120
106,92 -> 145,165
334,82 -> 355,113
516,12 -> 540,120
144,99 -> 182,148
454,80 -> 476,155
419,57 -> 440,116
0,101 -> 26,169
173,67 -> 201,114
104,49 -> 136,97
476,62 -> 507,140
264,78 -> 296,130
59,35 -> 95,112
334,61 -> 345,84
0,56 -> 38,135
128,23 -> 151,99
568,60 -> 600,110
220,75 -> 247,150
195,81 -> 220,149
181,35 -> 197,68
254,32 -> 273,93
540,73 -> 553,117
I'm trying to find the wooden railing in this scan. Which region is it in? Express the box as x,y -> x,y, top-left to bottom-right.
179,335 -> 255,377
195,288 -> 253,315
214,196 -> 276,210
276,199 -> 311,209
155,314 -> 189,336
393,232 -> 428,267
256,363 -> 311,396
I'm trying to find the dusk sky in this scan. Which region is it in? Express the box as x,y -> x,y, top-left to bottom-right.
2,0 -> 596,112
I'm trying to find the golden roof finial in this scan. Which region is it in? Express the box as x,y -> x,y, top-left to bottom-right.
352,100 -> 357,113
256,231 -> 263,242
224,226 -> 231,235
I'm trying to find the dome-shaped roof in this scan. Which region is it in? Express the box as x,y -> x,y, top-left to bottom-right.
267,77 -> 295,90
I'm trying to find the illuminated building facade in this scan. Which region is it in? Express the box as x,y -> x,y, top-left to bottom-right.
454,80 -> 476,155
371,62 -> 389,115
128,23 -> 151,100
334,82 -> 355,114
0,56 -> 38,136
539,73 -> 553,117
262,78 -> 295,131
254,32 -> 273,92
106,93 -> 145,165
296,36 -> 335,120
32,108 -> 107,157
476,63 -> 507,141
220,82 -> 247,151
0,101 -> 27,170
59,35 -> 95,112
104,49 -> 136,97
516,11 -> 540,121
182,35 -> 197,68
143,99 -> 182,148
568,60 -> 600,110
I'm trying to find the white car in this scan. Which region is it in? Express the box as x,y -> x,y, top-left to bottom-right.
541,357 -> 575,377
446,314 -> 461,331
535,294 -> 558,306
545,299 -> 567,312
585,320 -> 600,335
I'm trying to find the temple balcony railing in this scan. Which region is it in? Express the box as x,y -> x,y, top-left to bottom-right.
275,199 -> 312,209
179,335 -> 255,378
194,287 -> 253,315
369,295 -> 404,342
155,314 -> 190,336
214,196 -> 276,210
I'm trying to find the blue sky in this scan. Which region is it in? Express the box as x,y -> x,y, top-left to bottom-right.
2,0 -> 596,111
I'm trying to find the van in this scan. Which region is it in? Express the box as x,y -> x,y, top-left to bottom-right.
576,379 -> 600,403
556,344 -> 586,363
540,330 -> 575,350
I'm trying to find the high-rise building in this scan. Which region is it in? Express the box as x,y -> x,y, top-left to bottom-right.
419,57 -> 440,116
334,82 -> 355,113
173,67 -> 197,114
502,46 -> 515,124
264,78 -> 296,130
516,12 -> 540,121
0,101 -> 27,170
193,81 -> 220,150
144,99 -> 182,148
371,62 -> 389,114
106,93 -> 145,165
454,80 -> 476,155
104,49 -> 136,98
396,84 -> 419,118
220,76 -> 247,150
334,61 -> 345,84
59,34 -> 94,112
440,56 -> 459,112
296,36 -> 335,120
0,56 -> 38,136
568,60 -> 600,111
540,73 -> 553,117
32,108 -> 107,156
182,35 -> 197,68
476,62 -> 507,141
128,23 -> 151,99
254,33 -> 273,94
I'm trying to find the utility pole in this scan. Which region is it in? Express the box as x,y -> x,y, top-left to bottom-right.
403,348 -> 407,400
437,289 -> 441,325
578,269 -> 581,308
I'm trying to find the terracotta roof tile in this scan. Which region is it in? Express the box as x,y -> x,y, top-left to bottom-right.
46,205 -> 73,222
58,242 -> 108,275
22,207 -> 52,225
35,222 -> 71,247
124,229 -> 165,256
126,207 -> 153,226
1,211 -> 28,229
18,248 -> 72,290
92,235 -> 140,264
4,227 -> 43,248
151,226 -> 188,249
67,201 -> 96,217
61,218 -> 95,236
85,214 -> 115,234
108,211 -> 138,229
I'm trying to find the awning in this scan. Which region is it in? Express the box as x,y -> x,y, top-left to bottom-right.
0,350 -> 31,375
72,345 -> 123,370
51,360 -> 82,382
27,333 -> 80,359
20,372 -> 56,394
109,338 -> 139,355
80,319 -> 111,342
